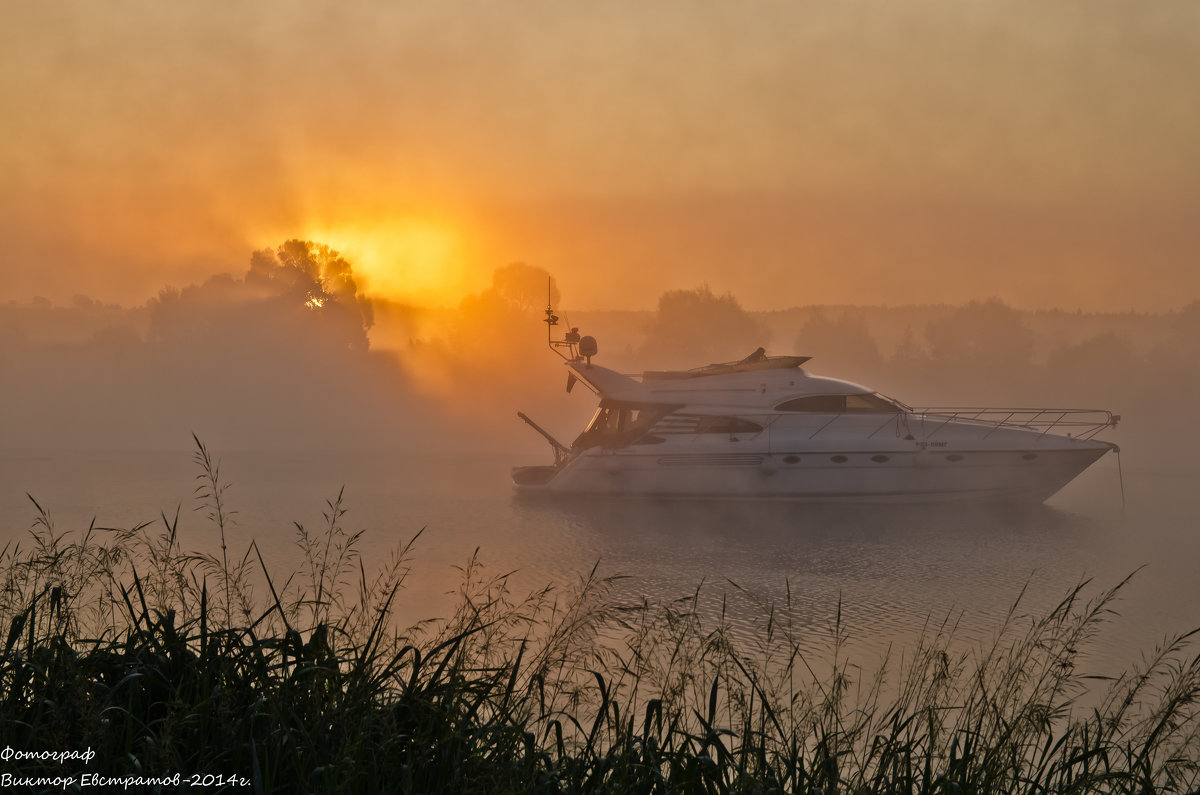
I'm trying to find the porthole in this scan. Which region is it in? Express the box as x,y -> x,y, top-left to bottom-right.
871,454 -> 890,463
1022,453 -> 1039,461
830,455 -> 849,463
946,454 -> 963,462
783,455 -> 801,464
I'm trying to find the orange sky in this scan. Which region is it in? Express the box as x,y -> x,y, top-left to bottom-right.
2,1 -> 1198,311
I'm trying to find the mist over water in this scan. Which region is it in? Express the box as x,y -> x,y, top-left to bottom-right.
3,268 -> 1199,676
2,444 -> 1193,675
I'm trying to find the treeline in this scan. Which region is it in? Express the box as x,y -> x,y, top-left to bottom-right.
575,292 -> 1199,403
573,291 -> 1200,465
4,254 -> 1198,458
0,242 -> 409,451
0,251 -> 574,451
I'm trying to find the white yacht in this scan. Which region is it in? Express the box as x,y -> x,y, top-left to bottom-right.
514,314 -> 1119,503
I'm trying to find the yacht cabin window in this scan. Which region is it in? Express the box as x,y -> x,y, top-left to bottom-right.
774,393 -> 901,413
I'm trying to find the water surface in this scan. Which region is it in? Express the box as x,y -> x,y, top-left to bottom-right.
3,448 -> 1195,675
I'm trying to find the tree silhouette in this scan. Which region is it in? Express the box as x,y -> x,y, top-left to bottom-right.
145,241 -> 376,354
488,262 -> 560,312
924,298 -> 1034,371
246,240 -> 375,350
1174,299 -> 1200,342
450,263 -> 559,357
794,310 -> 883,379
640,286 -> 767,366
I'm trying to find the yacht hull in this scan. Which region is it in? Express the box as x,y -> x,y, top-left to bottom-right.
514,444 -> 1111,503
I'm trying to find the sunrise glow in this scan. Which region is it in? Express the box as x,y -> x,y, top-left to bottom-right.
4,3 -> 1199,313
297,217 -> 482,307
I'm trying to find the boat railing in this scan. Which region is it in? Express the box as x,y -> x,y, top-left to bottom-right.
910,407 -> 1119,440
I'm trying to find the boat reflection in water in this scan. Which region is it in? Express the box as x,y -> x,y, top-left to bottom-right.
514,306 -> 1119,504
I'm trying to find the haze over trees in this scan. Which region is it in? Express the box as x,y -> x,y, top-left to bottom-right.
923,298 -> 1037,379
3,241 -> 400,450
487,261 -> 560,312
2,243 -> 1198,463
637,285 -> 767,369
147,240 -> 375,355
451,262 -> 560,352
791,311 -> 883,385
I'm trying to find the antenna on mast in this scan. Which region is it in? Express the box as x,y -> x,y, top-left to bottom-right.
544,275 -> 596,365
544,276 -> 559,336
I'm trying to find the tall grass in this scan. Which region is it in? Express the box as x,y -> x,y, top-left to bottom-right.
1,441 -> 1197,793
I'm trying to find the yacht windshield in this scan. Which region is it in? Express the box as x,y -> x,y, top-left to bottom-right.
573,401 -> 675,449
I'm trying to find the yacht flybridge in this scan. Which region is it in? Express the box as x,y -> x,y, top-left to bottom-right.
513,307 -> 1119,503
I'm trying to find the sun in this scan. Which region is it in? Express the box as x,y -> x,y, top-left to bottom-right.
299,217 -> 481,306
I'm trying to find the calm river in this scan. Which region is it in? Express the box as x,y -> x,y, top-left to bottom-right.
3,446 -> 1197,676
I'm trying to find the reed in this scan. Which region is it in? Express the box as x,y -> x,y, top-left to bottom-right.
1,442 -> 1197,793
